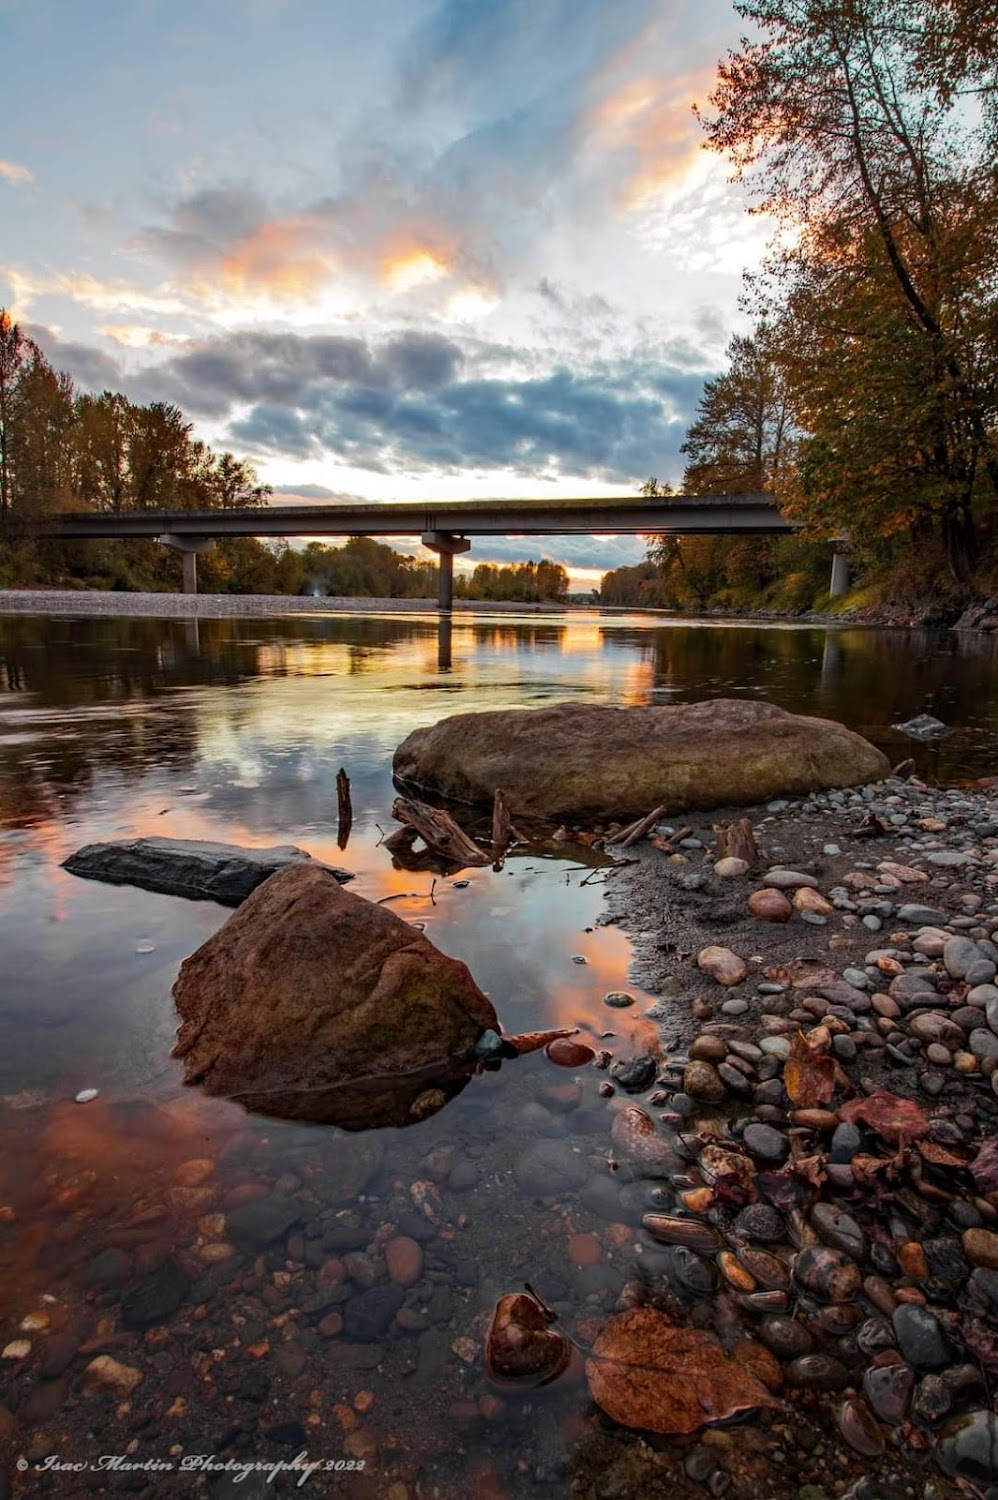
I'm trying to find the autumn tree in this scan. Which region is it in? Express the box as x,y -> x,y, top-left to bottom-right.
699,0 -> 998,581
680,329 -> 792,495
0,312 -> 30,529
74,392 -> 131,512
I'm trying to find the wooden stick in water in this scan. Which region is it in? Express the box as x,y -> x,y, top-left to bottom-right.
336,767 -> 353,850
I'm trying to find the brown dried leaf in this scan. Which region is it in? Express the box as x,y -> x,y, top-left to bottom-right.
851,1153 -> 897,1189
918,1140 -> 969,1170
585,1308 -> 779,1435
784,1031 -> 836,1108
503,1027 -> 578,1056
839,1090 -> 928,1148
763,959 -> 838,990
486,1293 -> 571,1386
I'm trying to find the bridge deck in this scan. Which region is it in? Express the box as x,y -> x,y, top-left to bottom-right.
33,494 -> 791,540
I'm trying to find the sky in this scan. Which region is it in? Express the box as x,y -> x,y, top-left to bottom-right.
1,0 -> 769,587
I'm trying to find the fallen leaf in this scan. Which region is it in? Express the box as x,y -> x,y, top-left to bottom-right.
585,1308 -> 779,1435
486,1293 -> 570,1386
918,1140 -> 969,1170
784,1031 -> 836,1108
757,1150 -> 827,1208
839,1090 -> 928,1148
763,959 -> 838,990
698,1144 -> 758,1205
850,1154 -> 898,1189
970,1138 -> 998,1195
504,1027 -> 579,1055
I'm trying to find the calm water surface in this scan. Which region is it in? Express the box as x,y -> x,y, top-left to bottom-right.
0,608 -> 996,1495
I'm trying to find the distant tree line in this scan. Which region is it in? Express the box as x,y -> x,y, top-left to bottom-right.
455,559 -> 569,603
605,0 -> 998,613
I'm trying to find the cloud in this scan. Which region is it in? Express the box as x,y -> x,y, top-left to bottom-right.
0,159 -> 32,185
28,317 -> 708,481
27,325 -> 122,390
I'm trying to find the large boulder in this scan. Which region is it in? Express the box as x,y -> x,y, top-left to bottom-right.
393,699 -> 889,822
171,863 -> 499,1127
64,836 -> 352,906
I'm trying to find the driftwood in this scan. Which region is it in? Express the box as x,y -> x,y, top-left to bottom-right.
614,804 -> 666,849
336,767 -> 353,850
383,826 -> 418,855
713,816 -> 758,867
491,788 -> 527,865
392,796 -> 491,868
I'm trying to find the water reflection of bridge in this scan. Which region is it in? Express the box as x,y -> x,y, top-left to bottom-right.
33,494 -> 852,609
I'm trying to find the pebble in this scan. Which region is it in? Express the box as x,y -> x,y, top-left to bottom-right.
697,946 -> 748,986
603,991 -> 635,1008
226,1195 -> 302,1247
82,1356 -> 143,1396
683,1060 -> 728,1102
892,1305 -> 955,1371
343,1284 -> 405,1341
514,1139 -> 590,1196
742,1123 -> 788,1163
609,1054 -> 657,1092
962,1227 -> 998,1270
937,1409 -> 998,1483
794,887 -> 835,917
763,869 -> 818,890
748,887 -> 793,922
385,1237 -> 423,1287
714,857 -> 749,878
121,1261 -> 189,1329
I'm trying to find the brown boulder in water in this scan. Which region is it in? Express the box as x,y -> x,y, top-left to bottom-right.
392,698 -> 889,822
171,864 -> 499,1125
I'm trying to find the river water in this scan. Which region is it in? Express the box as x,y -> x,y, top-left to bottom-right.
0,608 -> 995,1496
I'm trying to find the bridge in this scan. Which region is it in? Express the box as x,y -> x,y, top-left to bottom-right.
31,494 -> 849,609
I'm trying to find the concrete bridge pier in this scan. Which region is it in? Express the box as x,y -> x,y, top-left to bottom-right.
829,543 -> 850,600
158,534 -> 216,594
422,531 -> 471,613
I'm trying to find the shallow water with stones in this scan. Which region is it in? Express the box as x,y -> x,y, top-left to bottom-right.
1,607 -> 998,1499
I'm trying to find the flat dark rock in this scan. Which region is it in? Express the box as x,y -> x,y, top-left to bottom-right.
62,836 -> 353,906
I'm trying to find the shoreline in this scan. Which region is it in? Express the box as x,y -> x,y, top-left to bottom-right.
0,589 -> 577,619
0,587 -> 994,632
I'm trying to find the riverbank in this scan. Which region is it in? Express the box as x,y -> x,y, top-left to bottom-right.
580,771 -> 998,1492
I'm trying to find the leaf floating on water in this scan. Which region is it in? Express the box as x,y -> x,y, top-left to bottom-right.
839,1089 -> 928,1148
784,1031 -> 836,1108
585,1307 -> 779,1436
486,1293 -> 571,1387
503,1027 -> 579,1056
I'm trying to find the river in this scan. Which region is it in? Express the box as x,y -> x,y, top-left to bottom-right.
0,608 -> 995,1497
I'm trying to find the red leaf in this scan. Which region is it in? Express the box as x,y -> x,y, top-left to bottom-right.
839,1090 -> 928,1148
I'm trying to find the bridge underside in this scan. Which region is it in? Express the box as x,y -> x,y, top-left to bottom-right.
29,496 -> 850,608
